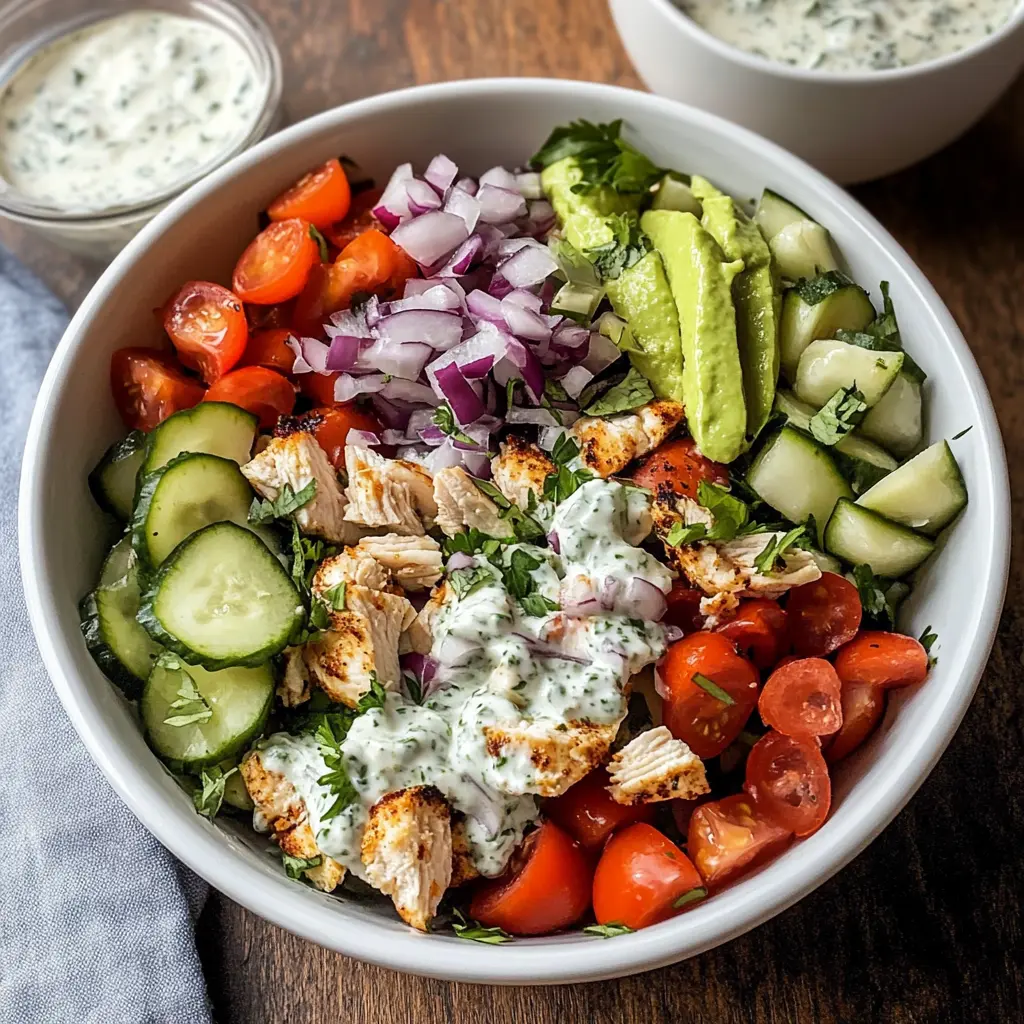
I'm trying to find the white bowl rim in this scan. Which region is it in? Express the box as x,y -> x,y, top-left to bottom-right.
644,0 -> 1024,84
19,77 -> 1011,985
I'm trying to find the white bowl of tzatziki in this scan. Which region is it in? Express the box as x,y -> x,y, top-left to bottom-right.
609,0 -> 1024,183
0,0 -> 282,258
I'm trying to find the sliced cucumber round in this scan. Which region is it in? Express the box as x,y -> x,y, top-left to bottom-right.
832,433 -> 897,495
794,340 -> 903,409
89,431 -> 147,521
769,221 -> 838,282
141,402 -> 258,476
651,174 -> 702,215
142,652 -> 273,766
754,188 -> 813,240
99,535 -> 136,587
859,371 -> 923,457
139,521 -> 303,669
824,499 -> 935,578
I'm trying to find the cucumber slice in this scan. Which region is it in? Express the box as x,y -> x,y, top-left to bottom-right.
858,371 -> 923,456
651,174 -> 702,215
88,431 -> 147,521
80,557 -> 163,699
222,765 -> 256,811
794,340 -> 903,408
139,521 -> 303,669
132,453 -> 263,570
746,426 -> 852,544
780,275 -> 875,380
141,402 -> 258,476
808,548 -> 843,575
824,499 -> 935,578
141,652 -> 273,767
857,440 -> 967,536
99,535 -> 135,587
769,221 -> 838,282
753,188 -> 813,240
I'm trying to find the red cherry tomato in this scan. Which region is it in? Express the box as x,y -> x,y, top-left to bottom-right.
162,280 -> 248,384
110,348 -> 205,431
469,821 -> 592,936
592,823 -> 705,930
658,632 -> 760,759
245,300 -> 293,332
745,731 -> 831,837
203,366 -> 296,428
825,683 -> 886,764
268,158 -> 352,228
688,794 -> 792,888
544,767 -> 656,849
240,327 -> 296,373
833,631 -> 929,689
324,187 -> 384,250
233,218 -> 320,305
716,599 -> 789,669
299,370 -> 342,406
758,658 -> 843,740
786,573 -> 863,657
631,437 -> 729,500
301,404 -> 382,469
663,580 -> 707,634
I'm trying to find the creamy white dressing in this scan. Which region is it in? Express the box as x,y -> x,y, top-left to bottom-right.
258,475 -> 673,880
0,11 -> 264,213
677,0 -> 1020,72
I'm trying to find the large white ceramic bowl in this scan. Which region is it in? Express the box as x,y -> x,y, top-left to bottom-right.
609,0 -> 1024,184
19,79 -> 1010,984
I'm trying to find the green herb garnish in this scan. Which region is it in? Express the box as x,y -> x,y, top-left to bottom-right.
250,479 -> 318,525
192,765 -> 235,820
951,426 -> 973,440
442,528 -> 503,559
356,674 -> 388,714
582,366 -> 654,416
282,853 -> 323,880
498,548 -> 559,618
583,922 -> 635,938
919,625 -> 938,668
449,565 -> 495,600
753,525 -> 809,575
316,714 -> 360,822
433,401 -> 478,447
852,564 -> 896,630
451,908 -> 513,944
309,224 -> 329,262
672,886 -> 708,909
665,521 -> 708,547
161,656 -> 213,728
472,478 -> 546,542
809,386 -> 867,446
322,581 -> 347,611
692,673 -> 736,707
584,214 -> 652,282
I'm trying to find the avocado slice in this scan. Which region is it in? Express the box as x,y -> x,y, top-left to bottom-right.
541,158 -> 685,403
691,175 -> 780,440
641,209 -> 748,463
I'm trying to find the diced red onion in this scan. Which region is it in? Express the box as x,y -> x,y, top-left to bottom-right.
497,237 -> 539,258
435,633 -> 481,667
547,531 -> 560,554
601,578 -> 621,611
501,299 -> 551,343
323,334 -> 361,372
584,330 -> 623,374
479,166 -> 520,192
327,307 -> 372,338
446,552 -> 476,571
527,199 -> 555,227
382,284 -> 462,315
461,450 -> 492,478
406,177 -> 443,215
506,407 -> 563,427
436,234 -> 484,278
376,309 -> 465,349
422,440 -> 468,473
345,429 -> 380,449
460,356 -> 495,379
286,335 -> 329,375
560,365 -> 594,399
501,289 -> 544,313
444,187 -> 482,233
391,211 -> 469,267
552,322 -> 590,350
355,338 -> 433,380
424,154 -> 459,196
381,378 -> 438,405
654,667 -> 669,701
512,633 -> 589,661
663,624 -> 685,644
537,425 -> 564,451
620,578 -> 668,622
431,361 -> 486,424
373,162 -> 414,228
496,245 -> 559,289
466,289 -> 505,324
515,171 -> 544,199
417,424 -> 446,446
477,184 -> 528,225
500,337 -> 545,400
454,176 -> 478,197
371,395 -> 410,429
334,373 -> 387,402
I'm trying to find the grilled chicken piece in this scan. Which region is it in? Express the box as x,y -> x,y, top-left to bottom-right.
449,815 -> 481,887
312,549 -> 391,594
344,446 -> 437,535
606,726 -> 709,805
242,432 -> 364,544
356,533 -> 443,592
277,646 -> 311,708
360,786 -> 452,932
433,466 -> 514,538
240,751 -> 345,892
491,436 -> 555,508
571,400 -> 685,477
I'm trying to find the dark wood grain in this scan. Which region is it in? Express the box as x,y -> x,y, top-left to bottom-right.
9,1 -> 1022,1020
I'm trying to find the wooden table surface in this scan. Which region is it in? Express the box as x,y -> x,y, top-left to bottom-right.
6,1 -> 1021,1021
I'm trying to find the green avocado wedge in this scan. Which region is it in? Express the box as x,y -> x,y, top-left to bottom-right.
641,209 -> 748,463
691,175 -> 780,440
541,158 -> 685,403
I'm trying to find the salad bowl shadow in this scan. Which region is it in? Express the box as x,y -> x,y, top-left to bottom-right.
18,78 -> 1010,984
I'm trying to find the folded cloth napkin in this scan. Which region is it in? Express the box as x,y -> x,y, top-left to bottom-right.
0,249 -> 213,1024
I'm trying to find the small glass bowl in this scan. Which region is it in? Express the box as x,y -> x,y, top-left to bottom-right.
0,0 -> 283,260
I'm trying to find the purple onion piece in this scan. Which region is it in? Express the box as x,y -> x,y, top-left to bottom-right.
324,334 -> 362,372
496,245 -> 559,289
376,308 -> 465,348
478,166 -> 520,192
406,177 -> 443,215
454,176 -> 478,197
424,154 -> 459,196
476,184 -> 528,225
444,187 -> 482,233
334,373 -> 387,403
431,361 -> 486,424
547,531 -> 561,555
344,429 -> 381,449
390,211 -> 470,267
371,394 -> 410,430
446,552 -> 475,571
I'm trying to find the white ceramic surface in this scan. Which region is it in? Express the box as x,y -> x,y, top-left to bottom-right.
609,0 -> 1024,184
19,79 -> 1010,984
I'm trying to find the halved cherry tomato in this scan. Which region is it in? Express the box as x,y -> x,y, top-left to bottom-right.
786,572 -> 862,657
469,821 -> 592,936
545,767 -> 655,849
298,404 -> 382,468
268,158 -> 352,228
233,218 -> 320,305
203,366 -> 296,428
110,348 -> 206,431
245,300 -> 293,332
592,823 -> 704,930
688,794 -> 792,888
671,797 -> 703,838
631,437 -> 729,501
663,580 -> 706,635
833,631 -> 929,689
758,658 -> 843,739
745,731 -> 831,837
716,599 -> 789,669
299,369 -> 342,406
825,683 -> 886,764
162,281 -> 248,384
658,632 -> 760,759
240,327 -> 296,373
324,188 -> 383,249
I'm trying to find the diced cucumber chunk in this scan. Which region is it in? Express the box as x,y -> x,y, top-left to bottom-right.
141,652 -> 273,767
651,174 -> 702,215
753,188 -> 813,239
139,521 -> 303,670
99,535 -> 135,587
808,548 -> 843,575
857,440 -> 967,536
779,275 -> 875,380
858,371 -> 923,457
89,431 -> 147,521
832,433 -> 898,494
769,221 -> 838,282
773,389 -> 815,430
142,402 -> 258,475
794,340 -> 903,408
824,499 -> 935,578
132,453 -> 265,570
746,426 -> 852,544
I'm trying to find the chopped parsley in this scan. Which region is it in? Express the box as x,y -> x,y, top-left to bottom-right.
835,281 -> 927,384
249,479 -> 317,525
692,673 -> 736,707
433,401 -> 478,447
952,426 -> 973,440
919,625 -> 938,668
583,922 -> 634,938
471,478 -> 546,542
356,674 -> 389,714
498,548 -> 559,618
309,224 -> 329,262
672,886 -> 708,909
665,521 -> 709,547
451,908 -> 513,944
160,656 -> 212,728
852,563 -> 897,630
753,525 -> 809,575
322,581 -> 347,611
282,853 -> 323,880
550,431 -> 580,466
582,366 -> 654,416
315,713 -> 360,822
584,213 -> 652,282
192,765 -> 235,820
442,528 -> 503,559
809,386 -> 867,446
448,565 -> 495,600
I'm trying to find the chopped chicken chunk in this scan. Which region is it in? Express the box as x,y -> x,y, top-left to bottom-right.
344,446 -> 437,535
277,646 -> 311,708
450,815 -> 481,887
491,436 -> 555,507
433,466 -> 515,538
356,533 -> 443,592
312,549 -> 390,594
242,432 -> 364,544
572,400 -> 685,477
240,751 -> 345,892
606,726 -> 710,805
360,786 -> 452,931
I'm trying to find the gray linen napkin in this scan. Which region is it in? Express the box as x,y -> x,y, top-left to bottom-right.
0,248 -> 213,1024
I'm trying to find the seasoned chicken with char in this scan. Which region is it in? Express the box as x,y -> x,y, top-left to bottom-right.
606,726 -> 709,805
433,466 -> 514,538
571,400 -> 685,477
490,436 -> 555,508
344,446 -> 438,535
356,533 -> 443,592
